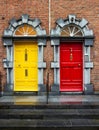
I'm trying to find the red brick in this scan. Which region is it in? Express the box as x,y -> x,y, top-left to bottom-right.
0,0 -> 99,91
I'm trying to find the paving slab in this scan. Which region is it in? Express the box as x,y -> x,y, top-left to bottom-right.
0,95 -> 99,105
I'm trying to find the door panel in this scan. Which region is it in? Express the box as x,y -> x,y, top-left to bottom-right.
14,42 -> 38,91
60,42 -> 83,92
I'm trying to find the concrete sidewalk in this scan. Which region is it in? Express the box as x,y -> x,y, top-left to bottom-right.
0,95 -> 99,105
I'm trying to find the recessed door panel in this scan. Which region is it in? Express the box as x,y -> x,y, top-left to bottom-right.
14,42 -> 38,91
60,42 -> 83,92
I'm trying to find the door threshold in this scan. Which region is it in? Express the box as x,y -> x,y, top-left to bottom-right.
60,92 -> 83,95
14,92 -> 38,96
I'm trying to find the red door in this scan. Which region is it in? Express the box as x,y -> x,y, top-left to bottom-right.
60,42 -> 83,92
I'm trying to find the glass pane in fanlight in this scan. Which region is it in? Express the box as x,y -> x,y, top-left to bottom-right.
61,25 -> 83,37
14,24 -> 37,36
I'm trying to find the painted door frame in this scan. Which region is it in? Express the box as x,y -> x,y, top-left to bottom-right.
51,14 -> 94,94
3,14 -> 46,94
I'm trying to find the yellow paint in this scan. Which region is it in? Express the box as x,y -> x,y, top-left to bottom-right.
14,41 -> 38,91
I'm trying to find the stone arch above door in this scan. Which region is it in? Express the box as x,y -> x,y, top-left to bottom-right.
51,14 -> 94,94
3,14 -> 46,94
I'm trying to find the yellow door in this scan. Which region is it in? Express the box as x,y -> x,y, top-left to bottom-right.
14,41 -> 38,91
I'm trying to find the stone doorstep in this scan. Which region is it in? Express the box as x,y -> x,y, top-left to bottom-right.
0,109 -> 99,119
0,102 -> 99,109
0,119 -> 99,127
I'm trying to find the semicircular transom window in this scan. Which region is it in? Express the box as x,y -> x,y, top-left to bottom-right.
14,24 -> 37,36
61,24 -> 83,37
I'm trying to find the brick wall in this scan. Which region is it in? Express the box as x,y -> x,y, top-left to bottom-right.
51,0 -> 99,91
0,0 -> 99,91
0,0 -> 49,88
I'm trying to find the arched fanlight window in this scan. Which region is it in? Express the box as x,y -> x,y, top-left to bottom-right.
14,24 -> 37,36
61,24 -> 83,37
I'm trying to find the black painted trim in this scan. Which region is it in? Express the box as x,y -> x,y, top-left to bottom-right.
2,35 -> 94,40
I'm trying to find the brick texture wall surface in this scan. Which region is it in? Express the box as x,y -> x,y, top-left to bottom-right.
0,0 -> 99,91
51,0 -> 99,91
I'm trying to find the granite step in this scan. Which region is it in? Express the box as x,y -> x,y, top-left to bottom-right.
0,119 -> 99,128
0,108 -> 99,119
0,101 -> 99,128
0,102 -> 99,109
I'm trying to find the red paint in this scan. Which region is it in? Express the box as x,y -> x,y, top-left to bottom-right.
60,42 -> 83,92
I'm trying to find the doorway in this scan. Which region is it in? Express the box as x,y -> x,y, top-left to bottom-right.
14,41 -> 38,91
60,42 -> 83,92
